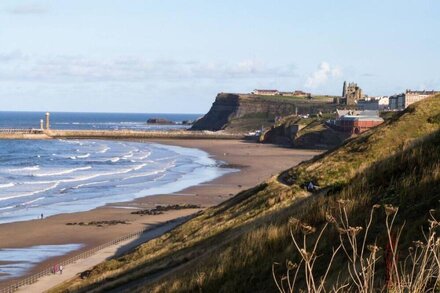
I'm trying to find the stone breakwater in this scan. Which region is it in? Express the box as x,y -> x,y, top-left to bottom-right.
0,129 -> 243,140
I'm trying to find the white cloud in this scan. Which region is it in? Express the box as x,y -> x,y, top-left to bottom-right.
305,62 -> 342,89
0,53 -> 297,83
0,50 -> 26,62
7,3 -> 48,15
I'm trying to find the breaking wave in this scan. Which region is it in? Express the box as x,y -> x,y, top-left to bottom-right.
0,139 -> 231,224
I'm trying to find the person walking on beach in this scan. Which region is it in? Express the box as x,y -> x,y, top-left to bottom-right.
59,265 -> 63,275
41,213 -> 44,219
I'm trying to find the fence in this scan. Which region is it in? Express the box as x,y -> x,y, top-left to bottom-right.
0,225 -> 155,293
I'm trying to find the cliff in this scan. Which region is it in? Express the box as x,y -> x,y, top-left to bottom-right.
191,93 -> 336,132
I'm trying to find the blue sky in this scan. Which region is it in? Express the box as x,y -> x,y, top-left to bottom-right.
0,0 -> 439,113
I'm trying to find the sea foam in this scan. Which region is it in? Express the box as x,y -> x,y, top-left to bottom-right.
0,139 -> 232,224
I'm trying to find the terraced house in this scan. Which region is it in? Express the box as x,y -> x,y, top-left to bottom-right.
389,89 -> 439,110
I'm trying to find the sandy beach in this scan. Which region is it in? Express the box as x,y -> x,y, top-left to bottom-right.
0,139 -> 321,288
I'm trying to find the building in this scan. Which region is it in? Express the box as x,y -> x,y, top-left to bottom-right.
328,110 -> 383,134
278,90 -> 311,96
357,96 -> 389,111
252,89 -> 279,96
337,109 -> 363,118
252,89 -> 311,97
389,90 -> 439,110
341,81 -> 364,105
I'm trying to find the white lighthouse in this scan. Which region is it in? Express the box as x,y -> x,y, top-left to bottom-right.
45,112 -> 50,130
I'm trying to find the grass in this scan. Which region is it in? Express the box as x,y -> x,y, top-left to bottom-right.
221,94 -> 337,132
275,204 -> 440,292
252,95 -> 335,104
52,96 -> 440,293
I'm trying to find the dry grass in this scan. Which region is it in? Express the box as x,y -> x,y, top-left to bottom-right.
275,205 -> 440,292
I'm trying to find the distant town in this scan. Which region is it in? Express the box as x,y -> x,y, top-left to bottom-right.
250,82 -> 439,111
240,82 -> 439,135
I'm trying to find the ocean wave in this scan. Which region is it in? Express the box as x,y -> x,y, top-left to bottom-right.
33,166 -> 92,177
132,163 -> 148,171
60,180 -> 110,193
0,182 -> 59,202
22,197 -> 45,206
98,147 -> 110,154
122,169 -> 164,181
58,139 -> 81,145
0,183 -> 15,189
0,139 -> 225,224
76,153 -> 91,159
25,164 -> 145,186
138,152 -> 151,160
0,205 -> 15,211
74,180 -> 110,189
109,157 -> 120,163
156,155 -> 179,161
8,166 -> 40,172
122,152 -> 134,159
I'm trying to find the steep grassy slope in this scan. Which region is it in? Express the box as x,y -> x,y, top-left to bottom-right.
54,96 -> 440,293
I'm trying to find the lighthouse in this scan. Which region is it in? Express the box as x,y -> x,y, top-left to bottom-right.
45,112 -> 50,130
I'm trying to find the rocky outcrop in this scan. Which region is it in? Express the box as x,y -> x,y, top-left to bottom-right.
147,118 -> 175,125
260,119 -> 303,146
260,116 -> 351,149
191,93 -> 241,131
191,93 -> 336,131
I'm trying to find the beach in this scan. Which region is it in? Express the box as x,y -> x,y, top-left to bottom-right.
0,139 -> 321,288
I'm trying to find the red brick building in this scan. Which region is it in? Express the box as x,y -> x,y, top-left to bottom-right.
328,114 -> 384,134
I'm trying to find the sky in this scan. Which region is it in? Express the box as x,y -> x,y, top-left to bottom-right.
0,0 -> 439,113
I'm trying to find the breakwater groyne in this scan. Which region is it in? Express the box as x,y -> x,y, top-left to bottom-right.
0,129 -> 50,139
0,129 -> 244,140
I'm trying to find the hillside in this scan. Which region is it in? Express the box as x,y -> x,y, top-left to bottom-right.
260,114 -> 350,149
53,96 -> 440,292
191,93 -> 337,133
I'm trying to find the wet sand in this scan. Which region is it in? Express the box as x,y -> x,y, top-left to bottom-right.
0,139 -> 321,287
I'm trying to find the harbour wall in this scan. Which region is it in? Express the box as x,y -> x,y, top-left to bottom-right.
0,130 -> 244,140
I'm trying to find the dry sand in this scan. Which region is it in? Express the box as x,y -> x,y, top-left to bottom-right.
0,139 -> 321,287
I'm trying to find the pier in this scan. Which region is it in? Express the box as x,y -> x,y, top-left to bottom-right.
0,112 -> 244,140
0,129 -> 244,140
0,129 -> 49,139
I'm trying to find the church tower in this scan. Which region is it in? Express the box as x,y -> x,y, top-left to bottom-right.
342,81 -> 347,98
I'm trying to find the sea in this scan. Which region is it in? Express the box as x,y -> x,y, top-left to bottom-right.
0,111 -> 201,131
0,111 -> 227,223
0,139 -> 233,224
0,112 -> 233,282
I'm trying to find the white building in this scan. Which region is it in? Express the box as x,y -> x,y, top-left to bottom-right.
357,96 -> 389,111
252,89 -> 279,96
389,90 -> 439,110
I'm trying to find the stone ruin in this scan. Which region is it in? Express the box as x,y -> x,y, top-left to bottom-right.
341,81 -> 364,105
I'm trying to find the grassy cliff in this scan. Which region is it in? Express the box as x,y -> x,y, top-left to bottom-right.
191,93 -> 337,133
53,96 -> 440,292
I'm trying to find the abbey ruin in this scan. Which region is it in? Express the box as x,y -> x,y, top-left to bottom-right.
341,81 -> 364,105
